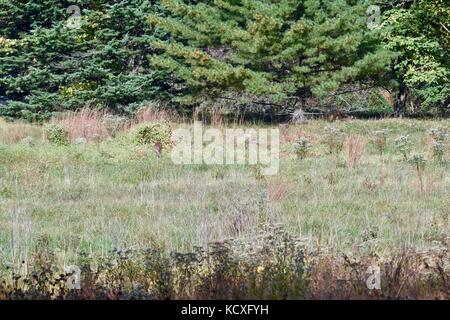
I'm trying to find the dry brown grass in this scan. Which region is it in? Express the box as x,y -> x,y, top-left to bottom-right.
280,126 -> 306,145
51,107 -> 180,142
0,118 -> 43,144
307,245 -> 450,299
411,170 -> 439,197
267,177 -> 293,202
1,107 -> 183,145
52,108 -> 110,142
346,134 -> 367,169
210,108 -> 226,128
134,106 -> 180,125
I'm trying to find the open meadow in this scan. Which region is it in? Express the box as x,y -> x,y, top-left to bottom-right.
0,113 -> 448,299
1,0 -> 449,304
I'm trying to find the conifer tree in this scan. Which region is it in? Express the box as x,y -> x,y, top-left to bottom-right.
149,0 -> 394,109
0,0 -> 175,121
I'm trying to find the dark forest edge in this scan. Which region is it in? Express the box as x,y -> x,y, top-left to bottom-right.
0,0 -> 449,122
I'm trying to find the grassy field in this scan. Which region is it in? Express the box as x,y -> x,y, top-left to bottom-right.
0,116 -> 450,299
0,116 -> 449,299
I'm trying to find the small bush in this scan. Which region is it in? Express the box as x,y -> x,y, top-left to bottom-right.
428,126 -> 448,163
133,122 -> 172,154
250,164 -> 265,181
394,135 -> 413,160
428,126 -> 449,142
44,124 -> 69,146
292,136 -> 311,160
430,141 -> 446,163
408,153 -> 427,170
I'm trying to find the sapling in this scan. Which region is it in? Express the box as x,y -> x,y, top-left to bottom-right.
408,153 -> 427,195
292,136 -> 311,160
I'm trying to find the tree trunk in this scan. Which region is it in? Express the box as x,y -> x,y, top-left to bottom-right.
440,97 -> 450,117
394,82 -> 408,117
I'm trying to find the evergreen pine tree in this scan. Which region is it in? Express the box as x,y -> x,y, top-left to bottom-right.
149,0 -> 394,110
0,0 -> 175,121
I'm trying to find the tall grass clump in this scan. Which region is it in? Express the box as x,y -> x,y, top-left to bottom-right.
345,134 -> 366,169
370,129 -> 389,155
52,109 -> 110,142
0,118 -> 42,144
322,126 -> 345,155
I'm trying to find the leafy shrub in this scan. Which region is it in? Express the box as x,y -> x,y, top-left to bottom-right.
408,153 -> 427,170
394,135 -> 413,160
428,126 -> 449,142
428,126 -> 448,163
430,141 -> 446,163
133,122 -> 172,154
44,124 -> 68,146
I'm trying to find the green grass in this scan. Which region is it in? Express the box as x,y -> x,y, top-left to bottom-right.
0,118 -> 449,269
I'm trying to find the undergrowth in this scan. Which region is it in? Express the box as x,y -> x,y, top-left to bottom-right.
0,225 -> 448,300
